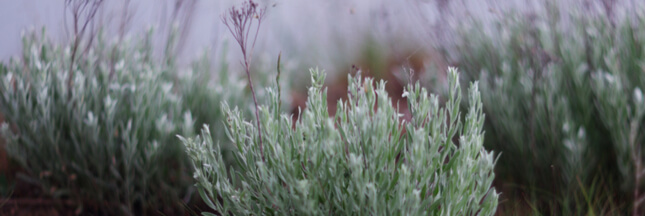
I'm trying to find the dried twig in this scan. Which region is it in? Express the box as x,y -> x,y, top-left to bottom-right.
64,0 -> 104,98
222,0 -> 267,162
164,0 -> 197,64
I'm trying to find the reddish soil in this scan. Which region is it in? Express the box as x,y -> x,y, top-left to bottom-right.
0,169 -> 78,215
1,198 -> 77,216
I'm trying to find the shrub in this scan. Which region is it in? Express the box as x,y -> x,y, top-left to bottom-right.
181,67 -> 499,215
179,50 -> 291,172
592,44 -> 645,216
0,30 -> 195,215
448,6 -> 645,214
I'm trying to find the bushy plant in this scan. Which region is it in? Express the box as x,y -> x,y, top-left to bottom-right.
448,6 -> 645,214
0,30 -> 196,215
179,49 -> 291,170
592,36 -> 645,215
181,67 -> 499,215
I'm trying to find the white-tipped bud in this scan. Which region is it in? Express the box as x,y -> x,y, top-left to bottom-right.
634,88 -> 643,105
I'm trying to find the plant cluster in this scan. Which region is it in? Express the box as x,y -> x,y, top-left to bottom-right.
181,67 -> 499,215
179,49 -> 291,172
449,5 -> 645,215
0,27 -> 275,214
0,1 -> 498,215
0,30 -> 195,215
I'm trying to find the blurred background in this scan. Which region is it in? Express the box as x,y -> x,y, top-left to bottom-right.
0,1 -> 634,69
2,0 -> 645,215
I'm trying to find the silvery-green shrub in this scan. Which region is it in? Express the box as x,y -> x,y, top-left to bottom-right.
180,49 -> 292,171
450,7 -> 645,214
181,67 -> 499,215
0,30 -> 195,214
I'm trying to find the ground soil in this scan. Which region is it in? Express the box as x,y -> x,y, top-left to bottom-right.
0,169 -> 79,215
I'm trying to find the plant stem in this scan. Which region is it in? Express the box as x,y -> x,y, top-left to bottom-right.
244,57 -> 264,162
630,118 -> 643,216
221,0 -> 267,162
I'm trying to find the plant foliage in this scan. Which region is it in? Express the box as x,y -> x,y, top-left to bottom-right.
450,6 -> 645,214
0,30 -> 196,215
181,67 -> 499,215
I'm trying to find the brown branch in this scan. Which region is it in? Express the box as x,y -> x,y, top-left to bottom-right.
221,0 -> 267,162
65,0 -> 104,99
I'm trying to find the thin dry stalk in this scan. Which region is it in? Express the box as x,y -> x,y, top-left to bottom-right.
64,0 -> 104,98
277,52 -> 282,112
118,0 -> 133,40
173,0 -> 197,55
629,119 -> 644,216
221,0 -> 267,162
